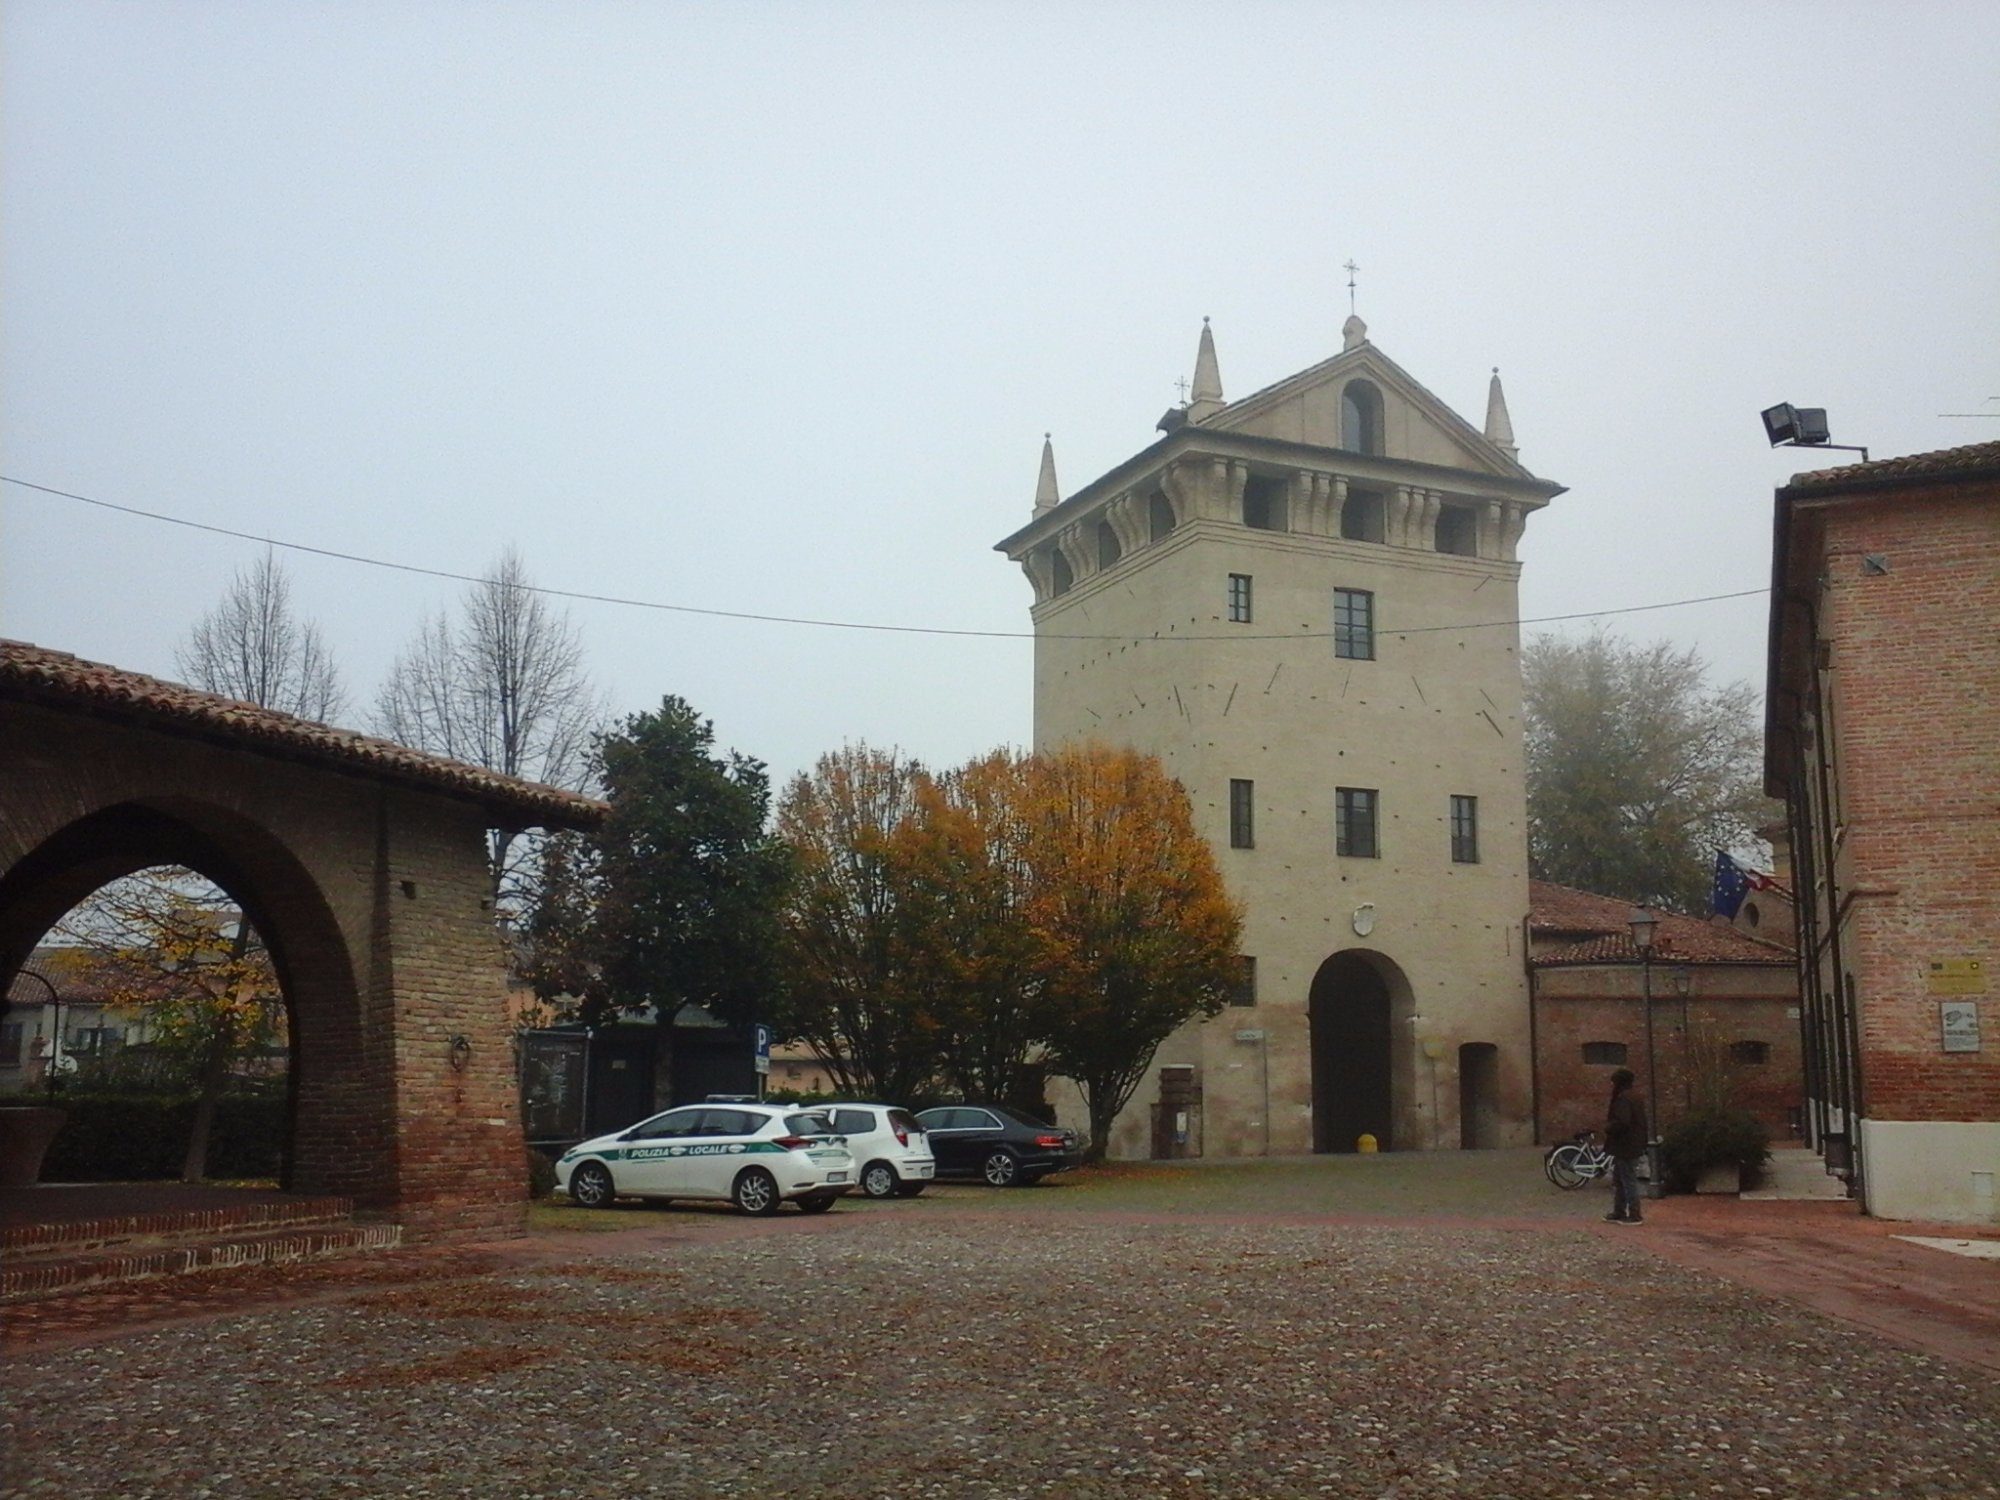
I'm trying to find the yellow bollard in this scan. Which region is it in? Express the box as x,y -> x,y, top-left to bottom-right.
1356,1133 -> 1378,1153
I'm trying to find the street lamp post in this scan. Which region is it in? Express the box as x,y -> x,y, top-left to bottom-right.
1627,907 -> 1663,1198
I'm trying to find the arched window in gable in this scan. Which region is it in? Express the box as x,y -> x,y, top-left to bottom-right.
1341,379 -> 1384,456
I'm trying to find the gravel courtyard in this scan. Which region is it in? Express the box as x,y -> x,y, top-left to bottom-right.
5,1153 -> 1999,1499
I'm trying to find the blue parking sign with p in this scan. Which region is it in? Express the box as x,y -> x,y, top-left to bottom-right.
754,1024 -> 771,1076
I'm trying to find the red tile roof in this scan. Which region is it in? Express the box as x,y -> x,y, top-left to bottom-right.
1782,439 -> 2000,495
1,639 -> 606,829
1528,880 -> 1793,966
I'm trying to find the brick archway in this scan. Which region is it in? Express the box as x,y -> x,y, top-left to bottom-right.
0,642 -> 603,1241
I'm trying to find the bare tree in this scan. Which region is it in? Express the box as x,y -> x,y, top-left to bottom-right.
1523,629 -> 1778,912
375,547 -> 605,905
176,551 -> 346,721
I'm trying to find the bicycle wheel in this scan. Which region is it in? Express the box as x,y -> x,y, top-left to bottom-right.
1543,1146 -> 1568,1186
1547,1144 -> 1589,1190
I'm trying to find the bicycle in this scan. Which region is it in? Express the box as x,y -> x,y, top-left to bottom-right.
1544,1129 -> 1613,1190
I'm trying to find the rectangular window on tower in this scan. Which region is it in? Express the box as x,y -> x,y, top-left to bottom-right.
1450,795 -> 1479,863
1229,779 -> 1255,849
1232,956 -> 1257,1008
1228,574 -> 1253,623
1334,589 -> 1375,660
1336,787 -> 1379,858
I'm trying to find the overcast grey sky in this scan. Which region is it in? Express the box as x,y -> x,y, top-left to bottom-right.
5,3 -> 1995,792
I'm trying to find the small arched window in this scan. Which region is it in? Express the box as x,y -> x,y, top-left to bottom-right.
1341,380 -> 1384,456
1097,521 -> 1122,570
1149,491 -> 1177,541
1050,549 -> 1073,598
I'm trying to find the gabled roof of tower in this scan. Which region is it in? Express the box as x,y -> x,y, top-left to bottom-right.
1201,339 -> 1536,481
997,331 -> 1563,556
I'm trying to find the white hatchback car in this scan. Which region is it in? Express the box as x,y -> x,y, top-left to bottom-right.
822,1103 -> 935,1199
555,1102 -> 855,1216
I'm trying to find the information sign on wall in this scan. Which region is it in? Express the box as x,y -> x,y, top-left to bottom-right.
1927,958 -> 1986,995
1941,1001 -> 1982,1054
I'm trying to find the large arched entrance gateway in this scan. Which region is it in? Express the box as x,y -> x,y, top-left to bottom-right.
1308,949 -> 1414,1153
0,642 -> 603,1241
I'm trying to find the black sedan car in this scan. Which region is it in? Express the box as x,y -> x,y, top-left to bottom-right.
914,1104 -> 1083,1187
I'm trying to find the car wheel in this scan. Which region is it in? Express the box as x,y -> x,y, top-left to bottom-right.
894,1182 -> 926,1198
861,1161 -> 900,1199
569,1160 -> 615,1209
982,1150 -> 1021,1188
732,1166 -> 781,1216
795,1193 -> 837,1214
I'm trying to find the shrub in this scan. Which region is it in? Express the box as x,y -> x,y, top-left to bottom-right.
525,1144 -> 558,1200
1661,1107 -> 1770,1193
20,1092 -> 287,1182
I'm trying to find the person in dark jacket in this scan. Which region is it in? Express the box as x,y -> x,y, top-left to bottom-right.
1603,1068 -> 1648,1224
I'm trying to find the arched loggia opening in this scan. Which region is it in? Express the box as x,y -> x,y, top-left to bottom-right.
1308,949 -> 1415,1152
0,801 -> 371,1202
5,863 -> 292,1183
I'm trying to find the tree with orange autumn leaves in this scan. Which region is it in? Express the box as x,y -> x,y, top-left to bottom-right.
772,742 -> 1240,1158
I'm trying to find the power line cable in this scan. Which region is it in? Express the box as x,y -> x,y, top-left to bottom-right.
3,472 -> 1767,642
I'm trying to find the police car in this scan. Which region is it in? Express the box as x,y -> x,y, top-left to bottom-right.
555,1101 -> 856,1216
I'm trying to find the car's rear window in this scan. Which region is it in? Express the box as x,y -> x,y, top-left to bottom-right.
888,1109 -> 922,1134
785,1112 -> 837,1136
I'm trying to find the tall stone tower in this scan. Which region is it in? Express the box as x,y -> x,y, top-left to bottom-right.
996,315 -> 1564,1157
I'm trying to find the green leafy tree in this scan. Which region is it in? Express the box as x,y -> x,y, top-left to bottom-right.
529,698 -> 790,1028
770,744 -> 938,1104
1023,744 -> 1242,1160
1523,630 -> 1776,912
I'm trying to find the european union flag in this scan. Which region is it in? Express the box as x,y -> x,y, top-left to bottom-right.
1712,849 -> 1751,919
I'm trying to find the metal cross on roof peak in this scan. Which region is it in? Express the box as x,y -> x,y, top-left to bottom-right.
1343,259 -> 1361,315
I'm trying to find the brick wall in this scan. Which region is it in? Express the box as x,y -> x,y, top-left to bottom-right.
1533,965 -> 1803,1144
0,701 -> 533,1243
1813,483 -> 2000,1121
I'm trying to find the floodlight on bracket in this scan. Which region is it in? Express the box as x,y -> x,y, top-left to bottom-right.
1761,402 -> 1869,461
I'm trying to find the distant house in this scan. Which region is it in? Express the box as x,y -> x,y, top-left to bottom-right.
2,945 -> 160,1093
1528,882 -> 1801,1146
1766,440 -> 2000,1224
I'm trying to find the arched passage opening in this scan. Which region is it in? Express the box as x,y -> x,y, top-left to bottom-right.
5,863 -> 293,1182
1308,949 -> 1413,1152
0,801 -> 371,1201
